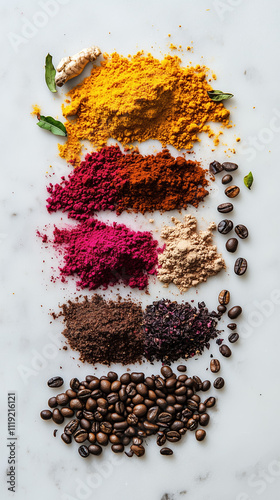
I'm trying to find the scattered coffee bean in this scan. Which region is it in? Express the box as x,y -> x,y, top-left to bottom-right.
177,365 -> 187,373
228,332 -> 239,343
64,419 -> 79,436
204,397 -> 216,408
218,219 -> 233,234
201,380 -> 211,392
235,224 -> 249,239
74,430 -> 88,443
219,345 -> 232,358
227,323 -> 237,330
218,290 -> 230,305
48,376 -> 64,388
217,305 -> 227,314
78,445 -> 89,458
56,393 -> 69,406
199,414 -> 210,426
210,359 -> 220,373
40,410 -> 52,420
228,306 -> 242,319
89,444 -> 102,455
222,174 -> 233,184
209,160 -> 223,175
226,238 -> 238,253
60,408 -> 74,418
225,185 -> 240,198
234,258 -> 247,276
195,429 -> 206,441
52,409 -> 64,424
213,377 -> 225,389
161,366 -> 173,378
222,162 -> 238,172
160,447 -> 173,456
111,444 -> 124,453
61,433 -> 72,444
131,444 -> 145,457
217,203 -> 234,214
48,397 -> 58,408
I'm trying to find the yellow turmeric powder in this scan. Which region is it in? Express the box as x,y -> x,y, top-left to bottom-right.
59,52 -> 230,161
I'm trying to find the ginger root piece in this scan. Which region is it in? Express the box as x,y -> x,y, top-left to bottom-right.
55,46 -> 101,87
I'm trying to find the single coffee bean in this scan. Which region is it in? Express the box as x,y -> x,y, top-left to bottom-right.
61,433 -> 72,444
186,418 -> 198,431
218,219 -> 233,234
158,412 -> 173,423
96,432 -> 109,446
133,404 -> 147,417
48,397 -> 58,408
40,410 -> 52,420
228,306 -> 242,319
213,377 -> 225,389
78,445 -> 89,458
88,433 -> 96,443
107,371 -> 118,382
201,380 -> 211,392
219,345 -> 232,358
127,413 -> 138,425
228,332 -> 239,343
166,431 -> 181,443
227,323 -> 237,330
64,419 -> 79,436
160,447 -> 173,456
80,418 -> 91,431
198,403 -> 207,414
111,444 -> 124,453
147,407 -> 160,423
100,380 -> 111,394
225,185 -> 240,198
209,160 -> 223,175
70,399 -> 83,410
217,203 -> 234,214
89,444 -> 102,455
218,289 -> 230,305
70,378 -> 80,391
222,161 -> 238,172
222,174 -> 233,184
131,444 -> 145,457
47,376 -> 64,388
77,389 -> 91,399
226,238 -> 238,253
130,372 -> 145,384
234,258 -> 247,276
74,430 -> 88,443
52,409 -> 64,424
120,373 -> 130,384
111,380 -> 121,392
56,393 -> 69,406
100,422 -> 113,434
157,432 -> 167,446
60,408 -> 74,418
204,397 -> 216,408
177,365 -> 187,372
195,429 -> 206,441
199,413 -> 210,426
210,359 -> 220,373
235,224 -> 249,239
217,305 -> 227,314
161,366 -> 173,378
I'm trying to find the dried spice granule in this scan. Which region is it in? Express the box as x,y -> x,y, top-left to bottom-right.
143,299 -> 221,364
52,219 -> 160,290
47,146 -> 209,218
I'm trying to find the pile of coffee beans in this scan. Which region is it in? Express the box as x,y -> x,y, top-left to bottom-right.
209,160 -> 249,276
40,368 -> 218,458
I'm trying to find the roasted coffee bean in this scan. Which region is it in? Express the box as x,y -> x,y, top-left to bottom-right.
154,377 -> 165,390
122,436 -> 132,445
110,434 -> 121,444
186,399 -> 198,411
147,407 -> 160,423
234,258 -> 247,275
156,398 -> 167,409
219,344 -> 232,357
158,412 -> 173,423
227,322 -> 237,330
136,383 -> 148,397
201,380 -> 211,392
89,444 -> 102,455
130,372 -> 145,384
198,403 -> 207,414
96,432 -> 109,446
118,388 -> 127,402
182,408 -> 193,419
66,389 -> 77,399
80,418 -> 91,431
218,289 -> 230,305
107,371 -> 118,382
99,380 -> 111,394
127,413 -> 138,425
218,219 -> 233,234
78,445 -> 89,458
165,377 -> 177,390
100,422 -> 113,434
157,432 -> 167,446
111,380 -> 121,392
91,422 -> 100,433
195,429 -> 206,441
222,174 -> 233,184
61,433 -> 72,444
228,332 -> 239,343
186,418 -> 198,431
145,377 -> 155,389
179,428 -> 187,436
111,444 -> 124,453
131,444 -> 145,457
143,421 -> 159,432
214,377 -> 225,389
48,376 -> 64,388
148,390 -> 157,400
88,433 -> 96,443
222,161 -> 238,172
199,414 -> 210,426
210,359 -> 221,373
166,431 -> 181,443
56,393 -> 69,406
85,398 -> 97,411
235,224 -> 249,239
225,185 -> 240,198
217,203 -> 234,214
70,399 -> 83,410
77,389 -> 91,399
76,410 -> 83,420
177,365 -> 187,372
120,373 -> 130,384
132,437 -> 143,445
144,399 -> 155,408
114,421 -> 128,431
133,404 -> 147,417
209,160 -> 223,175
171,420 -> 184,431
175,386 -> 187,396
96,397 -> 108,409
126,383 -> 137,397
204,397 -> 216,408
192,375 -> 202,389
74,430 -> 88,443
192,395 -> 201,404
115,402 -> 125,415
160,447 -> 173,456
82,411 -> 94,421
161,366 -> 173,378
52,409 -> 64,424
228,306 -> 242,319
217,305 -> 227,314
40,410 -> 52,420
88,378 -> 100,390
178,375 -> 188,383
48,397 -> 58,408
70,378 -> 80,391
226,238 -> 238,253
85,375 -> 96,383
64,419 -> 79,436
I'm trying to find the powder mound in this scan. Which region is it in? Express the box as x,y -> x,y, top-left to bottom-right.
157,214 -> 226,292
143,299 -> 221,364
58,52 -> 230,161
56,295 -> 144,365
47,146 -> 209,218
52,219 -> 159,290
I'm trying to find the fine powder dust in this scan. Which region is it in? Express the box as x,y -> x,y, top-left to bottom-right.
157,215 -> 226,292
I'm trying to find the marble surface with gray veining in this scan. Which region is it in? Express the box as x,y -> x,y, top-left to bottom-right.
1,1 -> 280,499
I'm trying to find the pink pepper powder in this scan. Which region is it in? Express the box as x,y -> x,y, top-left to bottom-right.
52,219 -> 160,290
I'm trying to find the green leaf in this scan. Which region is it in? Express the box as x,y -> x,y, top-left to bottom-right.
244,171 -> 254,190
45,53 -> 57,93
37,115 -> 67,136
207,90 -> 234,102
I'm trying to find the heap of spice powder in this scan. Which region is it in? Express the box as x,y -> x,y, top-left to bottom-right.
58,52 -> 230,161
47,146 -> 209,218
50,219 -> 160,290
143,299 -> 221,364
55,295 -> 144,365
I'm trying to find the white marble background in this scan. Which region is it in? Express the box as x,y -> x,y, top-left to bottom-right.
1,0 -> 280,499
